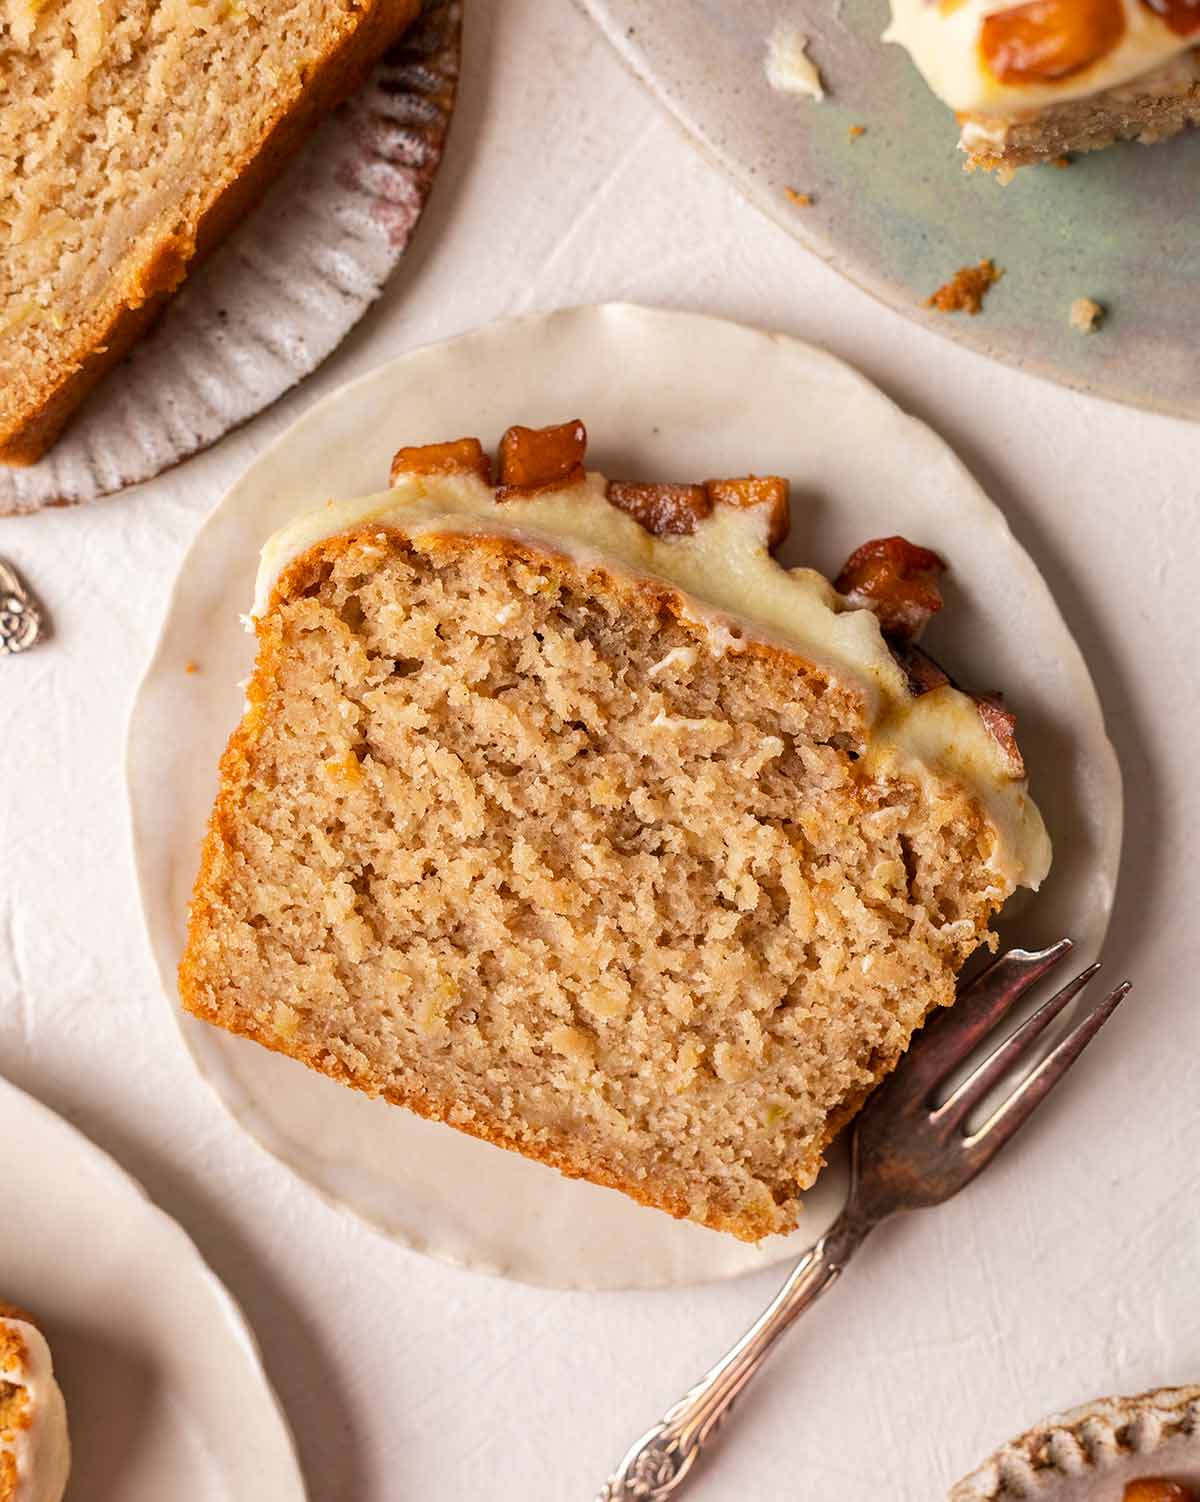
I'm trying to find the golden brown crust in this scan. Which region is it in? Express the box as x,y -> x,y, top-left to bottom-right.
180,520 -> 1003,1242
0,0 -> 420,467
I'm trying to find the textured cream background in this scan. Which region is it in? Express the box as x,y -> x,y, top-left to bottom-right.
0,3 -> 1196,1499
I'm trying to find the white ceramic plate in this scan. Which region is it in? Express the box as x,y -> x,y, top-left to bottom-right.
0,1074 -> 305,1502
0,0 -> 460,516
952,1386 -> 1200,1500
128,303 -> 1122,1290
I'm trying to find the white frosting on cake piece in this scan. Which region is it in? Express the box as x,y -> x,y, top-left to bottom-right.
887,0 -> 1198,116
0,1315 -> 71,1502
252,470 -> 1052,894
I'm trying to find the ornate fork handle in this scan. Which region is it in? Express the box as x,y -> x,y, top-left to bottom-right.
598,1213 -> 873,1501
597,944 -> 1128,1499
0,559 -> 44,656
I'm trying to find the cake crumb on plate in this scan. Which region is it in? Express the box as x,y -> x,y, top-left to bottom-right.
1070,297 -> 1104,332
765,24 -> 824,100
925,260 -> 1003,315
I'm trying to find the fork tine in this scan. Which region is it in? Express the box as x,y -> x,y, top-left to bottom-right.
960,979 -> 1131,1173
933,961 -> 1103,1130
893,939 -> 1075,1101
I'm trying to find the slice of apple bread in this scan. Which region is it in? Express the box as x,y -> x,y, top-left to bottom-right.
180,421 -> 1049,1240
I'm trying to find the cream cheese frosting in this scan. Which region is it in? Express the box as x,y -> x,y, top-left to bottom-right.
765,24 -> 826,100
887,0 -> 1199,116
0,1316 -> 70,1502
253,470 -> 1051,893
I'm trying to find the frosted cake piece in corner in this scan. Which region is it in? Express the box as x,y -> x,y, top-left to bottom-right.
887,0 -> 1200,172
0,1304 -> 70,1502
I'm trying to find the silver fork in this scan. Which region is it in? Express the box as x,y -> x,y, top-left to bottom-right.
598,940 -> 1131,1501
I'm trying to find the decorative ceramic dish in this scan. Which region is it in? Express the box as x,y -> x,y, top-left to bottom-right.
0,1073 -> 305,1501
128,303 -> 1122,1291
0,0 -> 461,516
577,0 -> 1200,421
953,1387 -> 1200,1500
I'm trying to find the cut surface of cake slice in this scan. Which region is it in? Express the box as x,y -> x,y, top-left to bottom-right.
0,0 -> 420,464
0,1304 -> 70,1502
887,0 -> 1200,171
180,421 -> 1050,1241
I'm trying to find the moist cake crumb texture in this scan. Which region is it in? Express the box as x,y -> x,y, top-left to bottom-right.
181,430 -> 1038,1241
1070,297 -> 1105,332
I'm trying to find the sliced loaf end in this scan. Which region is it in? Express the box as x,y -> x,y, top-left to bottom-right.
0,0 -> 421,465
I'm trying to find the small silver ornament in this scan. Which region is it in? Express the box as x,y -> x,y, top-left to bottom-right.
0,559 -> 45,655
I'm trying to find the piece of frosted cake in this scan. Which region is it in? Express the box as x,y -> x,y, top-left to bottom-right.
888,0 -> 1200,172
180,421 -> 1050,1241
0,1304 -> 70,1502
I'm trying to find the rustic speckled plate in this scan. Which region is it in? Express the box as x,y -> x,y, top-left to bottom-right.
952,1386 -> 1200,1500
578,0 -> 1200,421
0,0 -> 461,516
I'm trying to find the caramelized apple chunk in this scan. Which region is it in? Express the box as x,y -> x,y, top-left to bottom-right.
835,536 -> 946,641
974,694 -> 1025,777
497,420 -> 588,497
704,476 -> 791,549
389,437 -> 492,486
890,641 -> 952,697
1123,1482 -> 1198,1502
981,0 -> 1126,84
606,482 -> 712,537
1141,0 -> 1200,38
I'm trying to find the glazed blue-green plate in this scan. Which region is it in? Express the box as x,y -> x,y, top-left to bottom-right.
578,0 -> 1200,420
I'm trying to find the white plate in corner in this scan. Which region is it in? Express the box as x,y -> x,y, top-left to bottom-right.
127,302 -> 1122,1291
0,1074 -> 305,1502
